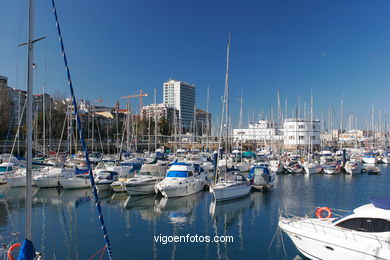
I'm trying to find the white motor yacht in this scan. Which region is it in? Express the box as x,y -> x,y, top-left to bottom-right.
344,161 -> 363,175
95,170 -> 119,191
322,163 -> 341,175
155,162 -> 207,198
279,198 -> 390,260
303,162 -> 323,174
362,152 -> 378,164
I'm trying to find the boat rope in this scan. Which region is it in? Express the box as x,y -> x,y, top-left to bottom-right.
87,245 -> 107,260
50,1 -> 113,258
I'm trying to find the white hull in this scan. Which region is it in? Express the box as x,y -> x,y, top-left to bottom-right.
235,162 -> 251,172
60,178 -> 90,189
210,183 -> 251,201
323,166 -> 340,175
0,174 -> 6,184
6,175 -> 26,187
304,165 -> 323,174
125,183 -> 156,195
33,177 -> 60,188
96,182 -> 112,191
252,183 -> 274,191
362,157 -> 377,164
269,161 -> 284,174
279,218 -> 390,260
156,177 -> 206,198
345,163 -> 363,175
381,157 -> 390,164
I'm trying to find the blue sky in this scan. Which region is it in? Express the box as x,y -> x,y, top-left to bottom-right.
1,0 -> 390,129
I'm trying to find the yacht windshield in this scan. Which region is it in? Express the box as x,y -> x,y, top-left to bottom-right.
336,217 -> 390,232
138,171 -> 152,176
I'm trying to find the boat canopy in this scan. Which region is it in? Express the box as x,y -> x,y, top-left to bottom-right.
248,165 -> 270,179
370,197 -> 390,210
166,171 -> 188,178
243,151 -> 256,158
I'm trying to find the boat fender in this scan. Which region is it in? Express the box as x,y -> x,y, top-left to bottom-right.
7,243 -> 21,260
316,207 -> 332,219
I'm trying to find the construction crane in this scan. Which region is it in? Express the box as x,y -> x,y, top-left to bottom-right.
120,89 -> 148,114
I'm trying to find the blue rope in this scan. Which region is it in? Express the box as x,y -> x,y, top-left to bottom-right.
50,1 -> 113,258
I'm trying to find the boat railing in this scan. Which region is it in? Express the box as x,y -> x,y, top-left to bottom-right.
279,208 -> 389,248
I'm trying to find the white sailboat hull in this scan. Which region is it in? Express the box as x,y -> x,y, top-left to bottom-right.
210,183 -> 251,201
33,177 -> 60,188
125,183 -> 156,195
304,164 -> 323,174
6,175 -> 26,187
60,178 -> 90,189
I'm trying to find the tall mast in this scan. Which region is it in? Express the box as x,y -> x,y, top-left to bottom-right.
43,60 -> 47,157
154,88 -> 157,151
239,94 -> 243,152
310,90 -> 313,156
340,96 -> 344,150
224,33 -> 231,174
25,0 -> 34,242
206,86 -> 210,151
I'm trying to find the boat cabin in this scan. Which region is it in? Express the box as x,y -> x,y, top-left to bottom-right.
333,198 -> 390,234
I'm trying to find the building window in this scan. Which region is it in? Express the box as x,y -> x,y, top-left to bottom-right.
299,136 -> 304,140
289,136 -> 295,140
311,136 -> 316,140
313,125 -> 316,129
299,125 -> 305,129
289,125 -> 293,129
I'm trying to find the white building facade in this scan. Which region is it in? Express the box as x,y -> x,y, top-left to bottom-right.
141,103 -> 178,123
283,118 -> 320,150
163,79 -> 195,131
233,120 -> 281,143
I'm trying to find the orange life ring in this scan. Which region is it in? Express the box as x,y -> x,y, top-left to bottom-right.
316,207 -> 332,219
7,243 -> 21,260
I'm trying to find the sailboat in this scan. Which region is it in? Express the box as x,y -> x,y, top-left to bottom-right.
6,0 -> 42,259
209,35 -> 251,202
303,92 -> 323,174
7,1 -> 115,259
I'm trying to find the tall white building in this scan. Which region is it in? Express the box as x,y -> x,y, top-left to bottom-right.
283,118 -> 320,150
163,79 -> 195,131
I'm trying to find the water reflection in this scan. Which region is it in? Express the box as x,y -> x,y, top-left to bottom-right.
0,165 -> 388,259
155,192 -> 205,224
125,194 -> 161,221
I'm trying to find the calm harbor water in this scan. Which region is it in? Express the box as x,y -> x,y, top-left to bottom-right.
1,166 -> 389,260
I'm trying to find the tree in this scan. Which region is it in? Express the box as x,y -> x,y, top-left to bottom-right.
158,116 -> 171,136
0,86 -> 13,139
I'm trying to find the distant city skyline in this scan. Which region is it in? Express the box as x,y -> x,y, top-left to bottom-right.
1,0 -> 390,129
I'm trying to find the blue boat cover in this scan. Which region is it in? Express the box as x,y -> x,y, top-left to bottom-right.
193,164 -> 204,173
167,171 -> 188,178
248,166 -> 270,180
370,197 -> 390,210
17,239 -> 35,260
169,161 -> 189,166
75,167 -> 88,175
